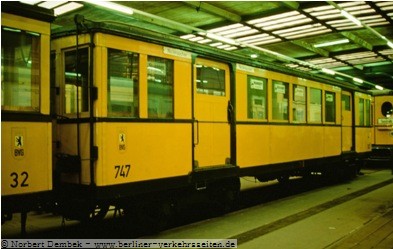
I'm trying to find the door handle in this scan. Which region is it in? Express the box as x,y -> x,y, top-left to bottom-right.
194,119 -> 199,146
227,100 -> 234,124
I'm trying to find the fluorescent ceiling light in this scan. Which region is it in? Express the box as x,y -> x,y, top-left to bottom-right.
321,68 -> 336,75
314,39 -> 349,48
20,1 -> 41,5
85,0 -> 133,15
54,2 -> 83,16
206,33 -> 238,46
387,41 -> 393,49
353,77 -> 363,84
341,10 -> 362,26
375,85 -> 384,90
38,1 -> 67,9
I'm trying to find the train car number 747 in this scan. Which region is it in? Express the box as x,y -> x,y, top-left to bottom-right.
114,165 -> 131,178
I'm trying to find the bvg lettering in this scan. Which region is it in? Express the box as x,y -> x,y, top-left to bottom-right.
14,149 -> 24,157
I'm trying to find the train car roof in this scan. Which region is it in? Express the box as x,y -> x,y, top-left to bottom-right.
1,2 -> 55,23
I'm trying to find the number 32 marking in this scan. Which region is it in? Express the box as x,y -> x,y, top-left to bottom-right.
10,171 -> 29,188
114,165 -> 130,178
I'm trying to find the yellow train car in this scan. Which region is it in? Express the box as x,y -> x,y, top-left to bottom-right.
235,63 -> 369,181
369,91 -> 393,166
51,26 -> 239,221
50,16 -> 373,223
1,3 -> 54,231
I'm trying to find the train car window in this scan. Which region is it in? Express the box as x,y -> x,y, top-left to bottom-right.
325,91 -> 336,123
293,85 -> 306,123
342,94 -> 351,111
147,56 -> 174,118
272,80 -> 289,121
310,88 -> 322,123
365,99 -> 371,126
196,64 -> 225,96
359,98 -> 365,126
1,28 -> 40,112
247,75 -> 267,119
107,49 -> 139,118
64,48 -> 89,114
381,102 -> 392,117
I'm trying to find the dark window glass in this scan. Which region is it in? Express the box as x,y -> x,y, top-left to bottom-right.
325,91 -> 336,122
359,98 -> 365,126
196,65 -> 225,96
64,48 -> 89,113
365,99 -> 371,126
342,94 -> 351,111
148,56 -> 173,118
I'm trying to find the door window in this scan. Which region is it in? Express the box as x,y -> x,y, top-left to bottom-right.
196,65 -> 225,96
64,48 -> 89,114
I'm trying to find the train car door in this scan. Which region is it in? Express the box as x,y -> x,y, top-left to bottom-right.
342,91 -> 353,152
193,58 -> 232,168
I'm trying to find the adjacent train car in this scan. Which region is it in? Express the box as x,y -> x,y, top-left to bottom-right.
369,91 -> 393,165
1,3 -> 55,231
50,17 -> 373,224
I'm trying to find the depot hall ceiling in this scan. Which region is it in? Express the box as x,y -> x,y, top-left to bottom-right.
15,1 -> 393,90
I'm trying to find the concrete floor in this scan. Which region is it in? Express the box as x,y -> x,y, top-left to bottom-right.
143,169 -> 393,249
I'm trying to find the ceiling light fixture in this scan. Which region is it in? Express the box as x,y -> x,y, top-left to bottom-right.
205,33 -> 238,46
340,10 -> 362,26
85,0 -> 133,15
314,38 -> 350,48
38,1 -> 67,9
321,68 -> 336,75
375,85 -> 384,90
353,77 -> 364,84
54,2 -> 83,16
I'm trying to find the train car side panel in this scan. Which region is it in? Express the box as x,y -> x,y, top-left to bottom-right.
97,122 -> 192,186
1,122 -> 52,195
